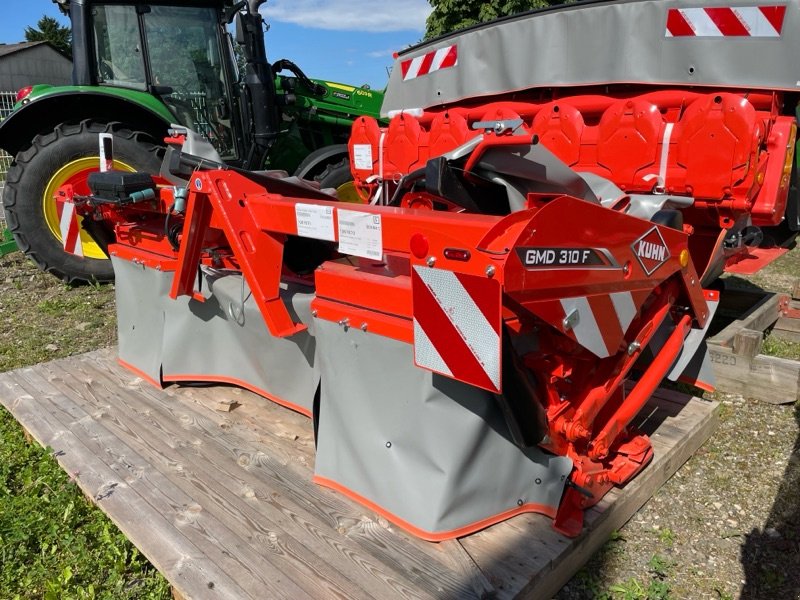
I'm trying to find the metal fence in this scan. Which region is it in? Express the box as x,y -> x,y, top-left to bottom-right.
0,90 -> 16,230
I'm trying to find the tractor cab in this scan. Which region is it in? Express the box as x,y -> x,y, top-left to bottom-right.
0,0 -> 383,285
63,0 -> 241,161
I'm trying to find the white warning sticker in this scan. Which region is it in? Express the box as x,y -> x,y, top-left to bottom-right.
352,144 -> 373,170
99,133 -> 114,172
337,209 -> 382,260
295,203 -> 335,241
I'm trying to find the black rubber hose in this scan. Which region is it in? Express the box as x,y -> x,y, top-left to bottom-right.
272,59 -> 327,96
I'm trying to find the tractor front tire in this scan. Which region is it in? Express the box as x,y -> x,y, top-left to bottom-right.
3,120 -> 163,284
314,157 -> 361,203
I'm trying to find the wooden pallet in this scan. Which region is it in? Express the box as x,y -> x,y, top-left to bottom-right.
0,348 -> 718,600
707,285 -> 800,404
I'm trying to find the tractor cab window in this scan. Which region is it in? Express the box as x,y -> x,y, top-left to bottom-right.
144,6 -> 235,159
92,5 -> 147,90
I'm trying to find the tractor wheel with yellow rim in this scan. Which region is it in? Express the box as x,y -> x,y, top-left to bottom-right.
2,120 -> 163,283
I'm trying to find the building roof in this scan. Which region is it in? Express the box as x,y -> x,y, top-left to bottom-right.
0,41 -> 67,60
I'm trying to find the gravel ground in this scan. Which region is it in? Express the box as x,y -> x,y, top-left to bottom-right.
558,396 -> 799,600
1,245 -> 799,599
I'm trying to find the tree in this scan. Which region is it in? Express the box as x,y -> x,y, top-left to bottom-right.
425,0 -> 571,39
25,16 -> 72,58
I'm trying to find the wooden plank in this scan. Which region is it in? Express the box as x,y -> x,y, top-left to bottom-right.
733,329 -> 763,358
707,344 -> 800,404
15,366 -> 321,600
60,352 -> 470,598
772,315 -> 800,343
0,352 -> 719,600
704,289 -> 800,403
437,540 -> 496,599
708,291 -> 786,347
0,375 -> 252,600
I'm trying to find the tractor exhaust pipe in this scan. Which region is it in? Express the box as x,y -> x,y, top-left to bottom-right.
235,0 -> 280,169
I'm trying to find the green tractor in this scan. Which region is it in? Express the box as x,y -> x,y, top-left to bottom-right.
0,0 -> 383,283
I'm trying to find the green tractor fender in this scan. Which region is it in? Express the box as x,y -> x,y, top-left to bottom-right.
0,86 -> 174,155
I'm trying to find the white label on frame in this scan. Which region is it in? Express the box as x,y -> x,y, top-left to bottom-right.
295,203 -> 336,241
337,209 -> 382,260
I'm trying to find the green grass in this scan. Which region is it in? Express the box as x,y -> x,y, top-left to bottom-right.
762,335 -> 800,361
0,279 -> 117,373
1,253 -> 169,598
656,527 -> 675,546
0,407 -> 170,599
567,531 -> 677,599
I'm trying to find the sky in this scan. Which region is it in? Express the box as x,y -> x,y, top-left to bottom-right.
0,0 -> 433,89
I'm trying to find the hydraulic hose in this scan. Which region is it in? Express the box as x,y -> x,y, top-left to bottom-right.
272,59 -> 327,96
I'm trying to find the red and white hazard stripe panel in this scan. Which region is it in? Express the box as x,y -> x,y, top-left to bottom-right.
559,291 -> 642,359
401,45 -> 458,81
666,6 -> 786,37
57,199 -> 84,257
412,266 -> 501,393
